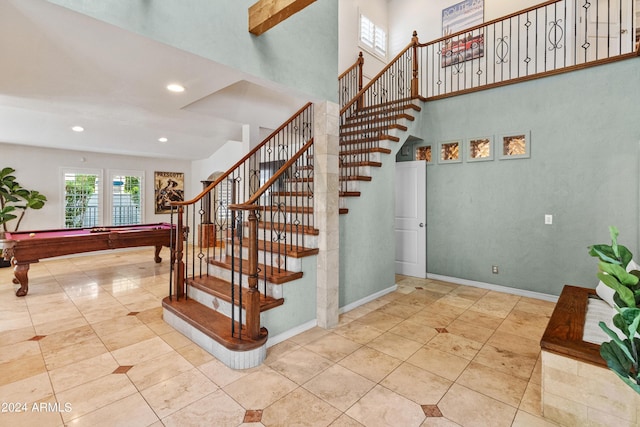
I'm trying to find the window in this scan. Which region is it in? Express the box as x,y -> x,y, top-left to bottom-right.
111,171 -> 143,225
63,169 -> 102,228
360,14 -> 387,58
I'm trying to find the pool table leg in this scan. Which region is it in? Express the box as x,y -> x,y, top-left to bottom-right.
13,262 -> 30,297
154,245 -> 162,263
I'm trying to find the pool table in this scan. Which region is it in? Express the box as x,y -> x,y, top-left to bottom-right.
0,223 -> 175,296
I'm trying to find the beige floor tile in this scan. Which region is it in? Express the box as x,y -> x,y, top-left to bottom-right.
338,346 -> 402,382
160,330 -> 198,350
90,314 -> 145,338
304,332 -> 361,362
473,344 -> 537,380
175,342 -> 215,366
110,336 -> 173,366
405,308 -> 457,329
496,309 -> 551,341
353,310 -> 405,331
0,371 -> 53,403
0,339 -> 40,364
519,380 -> 543,416
406,347 -> 470,381
330,413 -> 365,426
438,384 -> 517,427
126,350 -> 194,390
486,331 -> 541,359
445,319 -> 494,344
0,324 -> 35,347
263,340 -> 300,365
514,297 -> 556,317
377,301 -> 424,318
57,373 -> 138,422
0,354 -> 47,386
456,309 -> 504,330
140,368 -> 218,419
162,389 -> 245,427
426,332 -> 483,360
380,362 -> 452,405
268,346 -> 333,384
48,352 -> 118,393
65,392 -> 159,427
345,384 -> 426,427
511,410 -> 559,426
33,314 -> 89,336
42,335 -> 109,371
223,367 -> 297,409
388,319 -> 439,344
287,326 -> 331,345
197,357 -> 251,388
420,418 -> 463,426
332,319 -> 385,345
366,331 -> 423,360
456,361 -> 529,407
37,325 -> 97,354
262,387 -> 342,426
470,291 -> 520,319
303,364 -> 376,412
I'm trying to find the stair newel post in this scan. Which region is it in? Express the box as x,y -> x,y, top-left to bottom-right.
246,207 -> 261,340
173,206 -> 185,299
411,30 -> 419,99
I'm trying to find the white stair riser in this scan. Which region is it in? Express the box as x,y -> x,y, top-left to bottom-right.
163,308 -> 266,369
187,285 -> 244,321
208,264 -> 285,297
224,245 -> 303,272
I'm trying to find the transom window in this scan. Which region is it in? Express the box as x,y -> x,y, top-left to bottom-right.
360,14 -> 387,58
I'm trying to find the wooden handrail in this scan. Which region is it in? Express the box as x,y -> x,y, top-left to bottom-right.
230,138 -> 314,210
340,33 -> 419,116
338,51 -> 364,80
170,102 -> 313,207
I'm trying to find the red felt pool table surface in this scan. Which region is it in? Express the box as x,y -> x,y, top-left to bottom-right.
1,223 -> 174,296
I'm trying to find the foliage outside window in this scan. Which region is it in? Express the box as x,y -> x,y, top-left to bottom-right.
112,173 -> 143,226
64,172 -> 100,228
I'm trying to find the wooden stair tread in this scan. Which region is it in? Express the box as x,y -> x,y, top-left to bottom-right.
162,297 -> 268,351
187,275 -> 285,311
271,191 -> 313,197
341,161 -> 382,168
340,123 -> 407,136
210,256 -> 303,284
234,239 -> 319,258
256,221 -> 319,235
340,208 -> 349,214
340,134 -> 400,143
353,100 -> 422,114
259,205 -> 313,214
342,113 -> 415,128
339,147 -> 392,155
339,191 -> 361,197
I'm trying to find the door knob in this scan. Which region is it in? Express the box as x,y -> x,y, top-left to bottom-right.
419,223 -> 424,227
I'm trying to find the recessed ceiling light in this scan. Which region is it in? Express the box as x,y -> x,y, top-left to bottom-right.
166,83 -> 185,93
158,137 -> 168,143
71,126 -> 84,132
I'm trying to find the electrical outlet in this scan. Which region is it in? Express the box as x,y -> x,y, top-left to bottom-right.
544,214 -> 553,225
492,265 -> 499,274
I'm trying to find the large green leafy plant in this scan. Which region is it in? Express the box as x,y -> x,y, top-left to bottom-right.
0,167 -> 47,234
589,226 -> 640,393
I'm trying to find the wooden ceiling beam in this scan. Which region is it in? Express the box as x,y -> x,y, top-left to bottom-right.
249,0 -> 317,36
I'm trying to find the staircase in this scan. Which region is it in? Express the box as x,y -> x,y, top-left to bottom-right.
160,46 -> 422,368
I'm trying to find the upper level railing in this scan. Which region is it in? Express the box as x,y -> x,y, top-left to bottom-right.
338,0 -> 639,195
338,52 -> 364,110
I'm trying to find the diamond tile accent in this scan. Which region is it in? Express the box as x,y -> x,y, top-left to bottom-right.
127,312 -> 139,316
436,328 -> 448,333
113,365 -> 134,374
29,335 -> 46,341
244,409 -> 263,423
422,404 -> 443,417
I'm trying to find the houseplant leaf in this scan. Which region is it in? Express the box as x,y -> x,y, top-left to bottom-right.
599,321 -> 634,362
598,272 -> 636,307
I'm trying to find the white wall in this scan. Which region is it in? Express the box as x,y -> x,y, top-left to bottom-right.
339,0 -> 389,80
0,142 -> 190,231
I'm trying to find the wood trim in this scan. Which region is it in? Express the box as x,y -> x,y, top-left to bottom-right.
338,52 -> 364,80
540,285 -> 606,368
425,53 -> 639,102
249,0 -> 317,36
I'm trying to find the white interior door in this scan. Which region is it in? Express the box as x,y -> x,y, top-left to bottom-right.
395,161 -> 426,278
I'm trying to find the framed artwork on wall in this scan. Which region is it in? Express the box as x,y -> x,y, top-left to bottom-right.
154,171 -> 185,213
499,131 -> 531,160
415,144 -> 433,164
438,140 -> 462,163
466,136 -> 493,162
441,0 -> 485,67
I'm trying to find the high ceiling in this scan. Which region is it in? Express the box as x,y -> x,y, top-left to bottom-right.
0,0 -> 307,160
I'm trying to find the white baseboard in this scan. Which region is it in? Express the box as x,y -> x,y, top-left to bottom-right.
426,273 -> 559,303
338,284 -> 398,314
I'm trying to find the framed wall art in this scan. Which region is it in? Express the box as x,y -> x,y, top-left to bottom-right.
438,140 -> 462,164
441,0 -> 485,67
466,136 -> 493,162
415,144 -> 433,164
499,131 -> 531,160
154,171 -> 185,213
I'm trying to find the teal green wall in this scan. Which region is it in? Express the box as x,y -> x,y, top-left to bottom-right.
420,59 -> 640,296
47,0 -> 338,102
339,159 -> 397,306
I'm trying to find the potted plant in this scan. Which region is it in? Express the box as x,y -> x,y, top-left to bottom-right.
589,226 -> 640,393
0,167 -> 47,267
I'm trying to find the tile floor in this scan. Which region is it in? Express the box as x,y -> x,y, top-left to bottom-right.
0,249 -> 560,426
